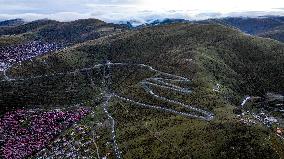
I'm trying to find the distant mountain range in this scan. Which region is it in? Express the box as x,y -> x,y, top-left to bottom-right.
122,16 -> 284,42
0,19 -> 25,27
2,16 -> 284,42
200,16 -> 284,34
0,18 -> 128,45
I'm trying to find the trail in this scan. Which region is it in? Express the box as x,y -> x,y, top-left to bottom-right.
101,60 -> 122,159
3,69 -> 10,81
102,94 -> 122,159
111,62 -> 214,121
241,96 -> 251,107
0,64 -> 103,82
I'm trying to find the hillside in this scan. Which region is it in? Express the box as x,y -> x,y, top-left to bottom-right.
140,16 -> 284,43
259,25 -> 284,42
201,16 -> 284,42
214,17 -> 284,35
0,19 -> 25,27
1,23 -> 284,158
0,18 -> 129,77
6,23 -> 283,97
0,19 -> 128,45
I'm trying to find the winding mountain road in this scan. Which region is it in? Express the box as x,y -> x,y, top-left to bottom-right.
1,61 -> 214,159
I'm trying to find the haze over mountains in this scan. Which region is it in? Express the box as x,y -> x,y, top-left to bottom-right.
0,14 -> 284,159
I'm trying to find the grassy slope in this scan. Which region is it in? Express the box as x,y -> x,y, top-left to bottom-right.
2,23 -> 284,158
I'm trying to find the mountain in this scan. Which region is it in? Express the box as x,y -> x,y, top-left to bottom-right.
123,16 -> 284,42
0,18 -> 128,45
211,16 -> 284,35
258,25 -> 284,42
121,18 -> 190,28
1,22 -> 284,158
0,19 -> 25,27
5,23 -> 283,105
200,16 -> 284,42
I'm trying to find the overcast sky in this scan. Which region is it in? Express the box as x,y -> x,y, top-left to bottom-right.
0,0 -> 284,24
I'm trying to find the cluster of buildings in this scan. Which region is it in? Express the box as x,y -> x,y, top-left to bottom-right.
239,94 -> 284,140
35,122 -> 99,158
238,110 -> 284,140
0,41 -> 62,71
252,112 -> 278,127
0,107 -> 90,159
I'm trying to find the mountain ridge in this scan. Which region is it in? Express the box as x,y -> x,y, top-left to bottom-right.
121,16 -> 284,42
0,19 -> 25,27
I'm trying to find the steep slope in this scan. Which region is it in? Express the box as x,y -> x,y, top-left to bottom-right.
8,23 -> 282,98
1,23 -> 283,158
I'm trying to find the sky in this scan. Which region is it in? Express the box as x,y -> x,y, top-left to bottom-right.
0,0 -> 284,24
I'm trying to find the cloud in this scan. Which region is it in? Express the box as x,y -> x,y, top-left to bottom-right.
0,0 -> 284,24
225,11 -> 284,17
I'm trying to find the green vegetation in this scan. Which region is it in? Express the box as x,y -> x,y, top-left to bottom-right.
201,17 -> 284,43
1,22 -> 284,158
0,35 -> 25,46
0,19 -> 127,45
259,25 -> 284,43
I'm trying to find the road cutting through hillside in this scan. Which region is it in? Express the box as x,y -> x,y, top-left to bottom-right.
2,61 -> 215,159
2,61 -> 214,120
102,94 -> 122,159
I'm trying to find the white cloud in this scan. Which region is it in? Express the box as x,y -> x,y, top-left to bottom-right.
0,0 -> 284,23
139,0 -> 284,13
